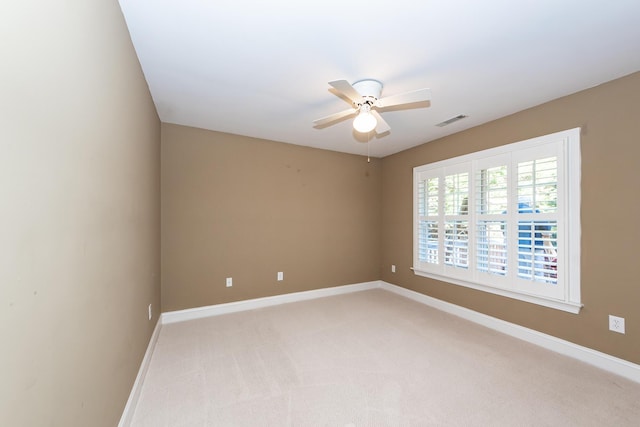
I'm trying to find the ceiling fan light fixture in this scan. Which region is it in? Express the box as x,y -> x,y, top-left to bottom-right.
353,104 -> 377,133
314,79 -> 431,135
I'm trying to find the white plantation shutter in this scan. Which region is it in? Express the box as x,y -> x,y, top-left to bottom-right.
416,172 -> 439,269
443,167 -> 471,279
475,155 -> 509,287
511,142 -> 563,299
413,128 -> 581,313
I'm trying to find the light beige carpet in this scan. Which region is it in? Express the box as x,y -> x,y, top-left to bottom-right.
130,289 -> 640,426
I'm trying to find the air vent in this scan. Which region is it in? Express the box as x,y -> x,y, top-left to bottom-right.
436,114 -> 468,127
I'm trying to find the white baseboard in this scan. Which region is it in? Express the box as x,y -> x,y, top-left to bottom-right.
118,317 -> 162,427
161,281 -> 379,324
379,281 -> 640,384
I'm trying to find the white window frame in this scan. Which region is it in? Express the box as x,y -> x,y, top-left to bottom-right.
413,128 -> 581,313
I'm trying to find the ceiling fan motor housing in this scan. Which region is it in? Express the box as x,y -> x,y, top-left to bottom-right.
352,79 -> 383,101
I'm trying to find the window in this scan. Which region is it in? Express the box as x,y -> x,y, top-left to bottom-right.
413,128 -> 581,313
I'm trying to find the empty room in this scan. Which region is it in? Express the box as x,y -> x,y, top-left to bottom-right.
2,1 -> 640,426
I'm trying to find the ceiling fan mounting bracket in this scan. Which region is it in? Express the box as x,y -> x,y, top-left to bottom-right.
352,79 -> 383,100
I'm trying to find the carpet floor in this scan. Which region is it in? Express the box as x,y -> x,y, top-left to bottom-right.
130,289 -> 640,426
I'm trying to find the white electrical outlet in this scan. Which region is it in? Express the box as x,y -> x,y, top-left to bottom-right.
391,265 -> 396,273
609,315 -> 625,334
226,277 -> 233,287
277,271 -> 284,281
148,304 -> 152,321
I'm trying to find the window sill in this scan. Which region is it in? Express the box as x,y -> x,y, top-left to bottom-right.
412,268 -> 582,314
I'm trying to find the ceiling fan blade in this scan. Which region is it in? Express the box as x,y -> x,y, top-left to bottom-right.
313,107 -> 358,127
328,80 -> 364,104
371,110 -> 391,134
377,88 -> 431,108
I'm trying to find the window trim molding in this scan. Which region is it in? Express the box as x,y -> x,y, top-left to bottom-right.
413,128 -> 582,314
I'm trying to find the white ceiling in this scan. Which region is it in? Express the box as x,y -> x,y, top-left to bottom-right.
118,0 -> 640,158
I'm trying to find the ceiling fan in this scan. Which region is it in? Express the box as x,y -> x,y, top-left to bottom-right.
313,79 -> 431,134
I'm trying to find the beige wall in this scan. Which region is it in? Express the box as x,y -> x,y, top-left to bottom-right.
161,123 -> 381,311
381,71 -> 640,364
0,1 -> 160,426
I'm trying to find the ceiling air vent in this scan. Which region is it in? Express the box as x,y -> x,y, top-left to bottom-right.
435,114 -> 468,127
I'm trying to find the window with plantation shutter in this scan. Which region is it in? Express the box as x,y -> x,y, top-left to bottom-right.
413,128 -> 581,313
